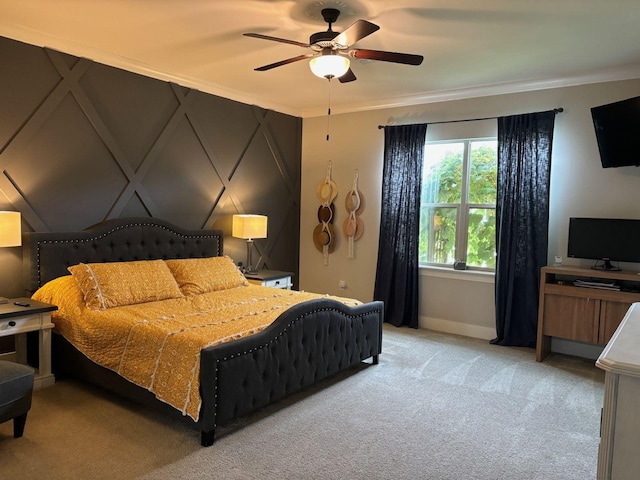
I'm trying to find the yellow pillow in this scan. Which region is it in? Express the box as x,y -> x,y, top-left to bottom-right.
68,260 -> 183,310
165,256 -> 248,295
32,275 -> 85,311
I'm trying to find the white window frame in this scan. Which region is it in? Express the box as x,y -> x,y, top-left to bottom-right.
420,137 -> 497,271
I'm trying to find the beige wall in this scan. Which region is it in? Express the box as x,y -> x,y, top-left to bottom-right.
300,79 -> 640,339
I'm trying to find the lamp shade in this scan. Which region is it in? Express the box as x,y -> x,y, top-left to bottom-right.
0,211 -> 21,247
309,54 -> 350,79
232,214 -> 268,240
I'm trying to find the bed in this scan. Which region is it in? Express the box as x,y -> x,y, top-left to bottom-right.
23,217 -> 383,446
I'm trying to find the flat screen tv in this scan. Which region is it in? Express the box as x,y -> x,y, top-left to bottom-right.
591,96 -> 640,168
567,217 -> 640,270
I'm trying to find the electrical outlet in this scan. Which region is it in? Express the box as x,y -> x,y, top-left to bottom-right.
338,280 -> 347,290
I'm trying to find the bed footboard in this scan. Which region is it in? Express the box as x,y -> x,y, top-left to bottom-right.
197,298 -> 383,446
24,217 -> 384,447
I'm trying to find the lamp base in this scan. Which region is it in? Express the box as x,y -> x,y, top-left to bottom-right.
245,238 -> 255,274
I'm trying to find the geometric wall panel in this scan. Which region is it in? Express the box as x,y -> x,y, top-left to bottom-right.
0,36 -> 301,297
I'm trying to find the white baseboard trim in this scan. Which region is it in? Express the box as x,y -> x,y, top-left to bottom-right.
551,338 -> 604,361
419,316 -> 496,341
420,317 -> 605,360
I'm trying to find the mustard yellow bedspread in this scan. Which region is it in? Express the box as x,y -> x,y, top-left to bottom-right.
33,276 -> 361,421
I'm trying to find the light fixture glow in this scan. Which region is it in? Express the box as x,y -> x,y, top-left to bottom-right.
309,54 -> 350,79
232,215 -> 268,240
232,214 -> 268,274
0,211 -> 21,247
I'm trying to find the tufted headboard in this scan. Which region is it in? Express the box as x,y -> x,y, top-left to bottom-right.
23,217 -> 223,293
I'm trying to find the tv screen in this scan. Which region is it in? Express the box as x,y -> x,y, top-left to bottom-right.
591,96 -> 640,168
568,217 -> 640,270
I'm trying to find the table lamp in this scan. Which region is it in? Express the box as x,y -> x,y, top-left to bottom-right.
0,211 -> 22,304
232,214 -> 267,274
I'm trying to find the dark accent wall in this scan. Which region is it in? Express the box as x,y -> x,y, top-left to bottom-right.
0,36 -> 302,297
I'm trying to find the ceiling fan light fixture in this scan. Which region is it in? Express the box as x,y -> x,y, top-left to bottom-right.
246,8 -> 422,83
309,54 -> 350,80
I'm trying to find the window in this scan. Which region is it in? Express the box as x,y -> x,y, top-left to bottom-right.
419,138 -> 497,269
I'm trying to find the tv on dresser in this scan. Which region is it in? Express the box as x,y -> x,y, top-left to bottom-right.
567,217 -> 640,271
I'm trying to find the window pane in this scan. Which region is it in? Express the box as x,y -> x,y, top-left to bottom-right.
467,208 -> 496,268
468,141 -> 497,204
419,206 -> 457,264
422,143 -> 464,204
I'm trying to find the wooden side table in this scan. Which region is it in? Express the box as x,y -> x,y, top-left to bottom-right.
245,270 -> 294,289
0,298 -> 57,389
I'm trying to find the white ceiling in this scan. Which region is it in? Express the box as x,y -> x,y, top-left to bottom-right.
2,0 -> 640,118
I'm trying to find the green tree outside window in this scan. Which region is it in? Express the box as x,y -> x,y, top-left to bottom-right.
420,140 -> 497,269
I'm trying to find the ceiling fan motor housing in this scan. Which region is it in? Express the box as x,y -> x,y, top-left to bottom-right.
310,30 -> 339,49
310,8 -> 342,49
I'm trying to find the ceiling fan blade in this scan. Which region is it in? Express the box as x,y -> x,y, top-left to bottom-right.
332,20 -> 380,48
254,54 -> 315,71
351,49 -> 424,65
243,33 -> 310,48
338,68 -> 357,83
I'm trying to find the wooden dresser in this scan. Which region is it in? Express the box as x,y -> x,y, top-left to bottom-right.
536,266 -> 640,361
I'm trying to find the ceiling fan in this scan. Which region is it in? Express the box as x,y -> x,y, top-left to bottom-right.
244,8 -> 424,83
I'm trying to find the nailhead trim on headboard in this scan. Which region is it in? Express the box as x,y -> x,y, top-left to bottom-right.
24,218 -> 223,291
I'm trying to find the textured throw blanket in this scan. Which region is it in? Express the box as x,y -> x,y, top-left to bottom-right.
33,276 -> 360,420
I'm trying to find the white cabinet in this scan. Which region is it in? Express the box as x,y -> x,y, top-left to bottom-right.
596,302 -> 640,480
245,270 -> 293,289
0,298 -> 57,389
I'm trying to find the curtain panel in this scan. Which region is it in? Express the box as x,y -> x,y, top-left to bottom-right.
492,111 -> 557,347
374,123 -> 427,328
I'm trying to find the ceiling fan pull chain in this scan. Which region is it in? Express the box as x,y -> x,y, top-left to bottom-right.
326,78 -> 332,141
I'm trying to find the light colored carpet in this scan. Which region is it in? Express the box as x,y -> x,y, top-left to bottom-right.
0,325 -> 604,480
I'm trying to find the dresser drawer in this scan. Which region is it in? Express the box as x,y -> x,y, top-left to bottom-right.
0,314 -> 44,335
262,276 -> 292,289
245,270 -> 294,290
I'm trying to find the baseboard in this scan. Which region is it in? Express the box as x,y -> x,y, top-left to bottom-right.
419,316 -> 496,341
550,338 -> 604,361
420,316 -> 605,360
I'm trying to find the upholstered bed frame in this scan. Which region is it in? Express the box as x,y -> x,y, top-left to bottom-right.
23,217 -> 383,446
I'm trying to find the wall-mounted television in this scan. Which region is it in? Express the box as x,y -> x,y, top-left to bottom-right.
591,96 -> 640,168
568,217 -> 640,270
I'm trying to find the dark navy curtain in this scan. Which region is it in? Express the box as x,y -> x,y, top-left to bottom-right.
374,123 -> 427,328
492,111 -> 556,347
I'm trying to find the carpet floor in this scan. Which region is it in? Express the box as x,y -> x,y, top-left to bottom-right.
0,325 -> 604,479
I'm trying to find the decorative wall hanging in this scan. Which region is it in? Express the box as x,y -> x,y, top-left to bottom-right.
343,170 -> 364,258
314,161 -> 337,265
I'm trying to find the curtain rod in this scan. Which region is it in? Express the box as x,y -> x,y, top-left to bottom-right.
377,108 -> 564,129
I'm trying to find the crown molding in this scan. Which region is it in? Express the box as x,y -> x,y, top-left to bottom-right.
0,23 -> 301,117
301,65 -> 640,118
3,22 -> 640,120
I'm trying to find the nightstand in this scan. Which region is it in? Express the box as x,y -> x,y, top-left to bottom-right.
0,298 -> 57,389
245,270 -> 294,289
